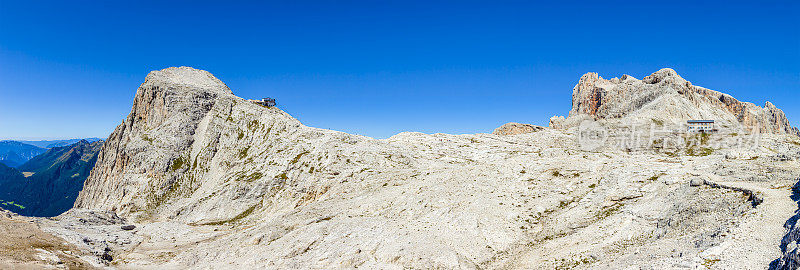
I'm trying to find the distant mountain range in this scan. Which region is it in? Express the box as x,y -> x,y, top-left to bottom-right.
17,138 -> 104,149
0,141 -> 47,167
0,139 -> 103,217
0,138 -> 102,167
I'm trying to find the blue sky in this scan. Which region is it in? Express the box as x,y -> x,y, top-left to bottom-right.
1,0 -> 798,139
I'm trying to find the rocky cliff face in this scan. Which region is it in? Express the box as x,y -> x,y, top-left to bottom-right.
62,67 -> 800,269
76,67 -> 236,217
552,68 -> 799,136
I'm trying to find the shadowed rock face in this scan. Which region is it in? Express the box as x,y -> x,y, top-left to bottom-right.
562,68 -> 799,136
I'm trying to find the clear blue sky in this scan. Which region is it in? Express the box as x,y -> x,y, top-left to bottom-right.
1,0 -> 798,139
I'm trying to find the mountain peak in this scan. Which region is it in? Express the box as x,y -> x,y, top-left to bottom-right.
560,68 -> 799,136
128,67 -> 237,133
642,67 -> 686,84
143,66 -> 232,95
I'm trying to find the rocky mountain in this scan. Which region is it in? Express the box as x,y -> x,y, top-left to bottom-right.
0,139 -> 101,167
492,122 -> 545,136
0,140 -> 103,217
54,67 -> 800,269
0,141 -> 47,167
549,68 -> 800,137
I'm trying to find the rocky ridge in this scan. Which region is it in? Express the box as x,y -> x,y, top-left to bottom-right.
492,122 -> 545,136
36,67 -> 800,269
549,68 -> 800,137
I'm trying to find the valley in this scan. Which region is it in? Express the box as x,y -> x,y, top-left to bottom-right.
0,140 -> 103,217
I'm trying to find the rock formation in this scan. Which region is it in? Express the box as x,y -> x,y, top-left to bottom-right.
31,67 -> 798,269
551,68 -> 800,137
75,67 -> 237,218
492,122 -> 545,136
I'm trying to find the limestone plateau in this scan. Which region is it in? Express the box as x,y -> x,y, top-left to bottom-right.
6,67 -> 800,269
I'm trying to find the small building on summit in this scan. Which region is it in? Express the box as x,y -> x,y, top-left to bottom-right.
250,98 -> 276,107
687,120 -> 715,133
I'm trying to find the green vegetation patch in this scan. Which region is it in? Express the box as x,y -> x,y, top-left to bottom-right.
686,147 -> 714,157
702,259 -> 720,268
652,119 -> 664,126
595,203 -> 621,221
0,199 -> 26,210
203,204 -> 258,226
700,133 -> 711,145
648,173 -> 664,181
192,155 -> 199,170
292,151 -> 308,164
551,170 -> 580,178
237,146 -> 250,159
652,139 -> 664,147
237,172 -> 263,182
170,156 -> 187,172
141,134 -> 154,143
554,256 -> 599,270
247,120 -> 260,131
664,151 -> 679,157
683,134 -> 715,156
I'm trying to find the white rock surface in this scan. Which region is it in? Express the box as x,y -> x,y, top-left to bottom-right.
29,67 -> 799,269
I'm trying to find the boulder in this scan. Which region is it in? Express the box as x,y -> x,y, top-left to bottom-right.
689,178 -> 705,187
